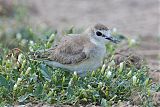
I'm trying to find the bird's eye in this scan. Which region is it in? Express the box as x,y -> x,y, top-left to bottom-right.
96,31 -> 102,36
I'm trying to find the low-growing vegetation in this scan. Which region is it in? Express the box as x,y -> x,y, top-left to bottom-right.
0,29 -> 157,106
0,2 -> 159,107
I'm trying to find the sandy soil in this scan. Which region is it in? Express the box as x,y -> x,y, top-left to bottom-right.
1,0 -> 159,69
27,0 -> 160,37
26,0 -> 160,70
1,0 -> 160,106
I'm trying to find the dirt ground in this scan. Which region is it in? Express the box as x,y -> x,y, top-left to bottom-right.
27,0 -> 159,37
26,0 -> 160,70
1,0 -> 160,106
1,0 -> 159,69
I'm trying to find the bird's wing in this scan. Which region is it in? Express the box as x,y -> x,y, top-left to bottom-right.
51,34 -> 81,47
34,36 -> 91,64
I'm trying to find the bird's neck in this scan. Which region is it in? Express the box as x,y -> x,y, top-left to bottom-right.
90,37 -> 105,47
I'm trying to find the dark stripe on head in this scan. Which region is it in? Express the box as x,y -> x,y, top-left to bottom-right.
94,23 -> 109,30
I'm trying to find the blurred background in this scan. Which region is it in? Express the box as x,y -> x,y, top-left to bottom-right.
28,0 -> 160,37
0,0 -> 160,69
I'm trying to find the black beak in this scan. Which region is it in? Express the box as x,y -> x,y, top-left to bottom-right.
104,36 -> 120,44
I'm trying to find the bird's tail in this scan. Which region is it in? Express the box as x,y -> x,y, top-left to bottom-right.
29,49 -> 51,60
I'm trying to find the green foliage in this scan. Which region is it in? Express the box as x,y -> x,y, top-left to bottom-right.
0,2 -> 158,106
0,31 -> 155,106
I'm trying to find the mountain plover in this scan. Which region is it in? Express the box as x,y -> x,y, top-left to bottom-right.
32,23 -> 118,76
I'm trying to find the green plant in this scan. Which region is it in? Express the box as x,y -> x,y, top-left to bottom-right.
0,31 -> 155,106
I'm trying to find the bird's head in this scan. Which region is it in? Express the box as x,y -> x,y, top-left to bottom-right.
86,23 -> 119,44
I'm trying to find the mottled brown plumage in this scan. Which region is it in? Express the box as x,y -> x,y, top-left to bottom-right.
32,23 -> 118,75
35,35 -> 95,64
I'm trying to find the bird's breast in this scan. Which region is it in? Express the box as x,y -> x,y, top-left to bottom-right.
89,45 -> 106,59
